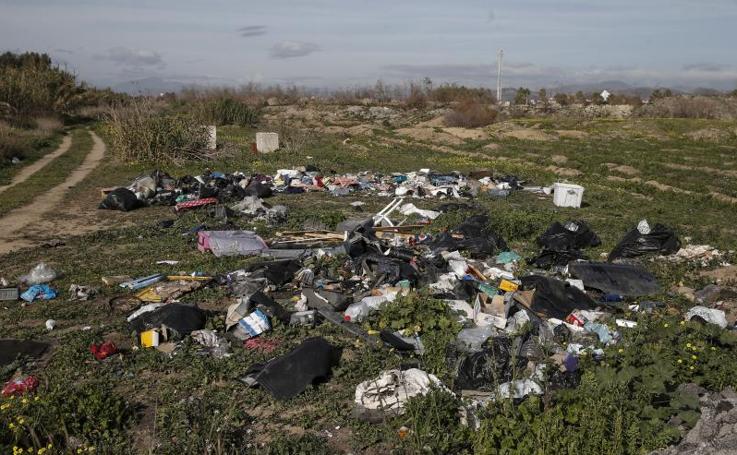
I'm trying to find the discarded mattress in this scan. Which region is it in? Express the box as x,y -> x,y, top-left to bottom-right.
197,230 -> 268,257
568,262 -> 660,296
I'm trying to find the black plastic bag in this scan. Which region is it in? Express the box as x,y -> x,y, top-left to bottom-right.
244,181 -> 272,198
537,221 -> 600,251
608,222 -> 680,260
128,304 -> 206,337
98,188 -> 143,212
244,337 -> 340,400
453,336 -> 522,390
520,275 -> 596,320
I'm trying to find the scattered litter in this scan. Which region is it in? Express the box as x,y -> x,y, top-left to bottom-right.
90,341 -> 118,361
45,319 -> 55,331
69,284 -> 97,301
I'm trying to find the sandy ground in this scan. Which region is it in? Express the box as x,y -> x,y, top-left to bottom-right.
0,134 -> 71,194
0,131 -> 106,254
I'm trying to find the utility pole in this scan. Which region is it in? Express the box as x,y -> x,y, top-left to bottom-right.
496,49 -> 503,104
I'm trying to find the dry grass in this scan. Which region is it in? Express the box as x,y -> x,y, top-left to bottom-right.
443,100 -> 498,128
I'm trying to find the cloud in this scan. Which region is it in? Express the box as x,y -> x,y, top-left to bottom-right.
682,63 -> 730,72
96,47 -> 165,68
269,41 -> 320,59
238,25 -> 267,37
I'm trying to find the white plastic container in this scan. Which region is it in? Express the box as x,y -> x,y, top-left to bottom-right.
553,182 -> 584,208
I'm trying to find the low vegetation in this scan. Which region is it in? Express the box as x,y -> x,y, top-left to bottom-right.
103,99 -> 211,164
444,99 -> 499,127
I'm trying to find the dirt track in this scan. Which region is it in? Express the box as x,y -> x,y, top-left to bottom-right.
0,131 -> 105,254
0,134 -> 72,194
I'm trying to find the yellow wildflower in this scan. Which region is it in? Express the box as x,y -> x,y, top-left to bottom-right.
677,359 -> 683,364
21,398 -> 28,404
691,355 -> 698,360
664,323 -> 669,328
9,422 -> 15,429
686,343 -> 692,348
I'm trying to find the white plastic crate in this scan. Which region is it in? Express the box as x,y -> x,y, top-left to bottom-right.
553,182 -> 584,208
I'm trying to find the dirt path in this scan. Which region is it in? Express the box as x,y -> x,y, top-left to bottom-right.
0,131 -> 106,254
0,134 -> 72,194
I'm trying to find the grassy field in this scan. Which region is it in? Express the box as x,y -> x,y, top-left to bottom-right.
1,114 -> 736,454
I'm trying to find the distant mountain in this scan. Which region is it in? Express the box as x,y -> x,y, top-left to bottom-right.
110,77 -> 188,95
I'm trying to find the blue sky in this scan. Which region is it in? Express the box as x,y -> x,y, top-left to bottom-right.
2,0 -> 736,91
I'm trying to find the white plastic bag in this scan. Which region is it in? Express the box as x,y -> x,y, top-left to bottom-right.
20,262 -> 58,285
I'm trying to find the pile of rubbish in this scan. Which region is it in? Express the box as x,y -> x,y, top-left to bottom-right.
5,166 -> 735,437
97,168 -> 559,213
55,186 -> 737,421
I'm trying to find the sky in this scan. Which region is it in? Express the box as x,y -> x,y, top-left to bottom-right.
2,0 -> 737,92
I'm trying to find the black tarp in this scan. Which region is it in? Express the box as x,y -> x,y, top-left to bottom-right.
244,337 -> 340,400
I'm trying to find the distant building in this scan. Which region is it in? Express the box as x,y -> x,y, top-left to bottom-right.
600,90 -> 611,103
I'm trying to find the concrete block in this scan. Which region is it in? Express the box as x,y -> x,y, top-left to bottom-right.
206,125 -> 217,150
256,132 -> 279,153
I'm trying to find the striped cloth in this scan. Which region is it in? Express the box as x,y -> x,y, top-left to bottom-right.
175,197 -> 218,212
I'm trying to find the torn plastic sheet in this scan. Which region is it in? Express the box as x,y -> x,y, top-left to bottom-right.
399,203 -> 440,220
568,262 -> 660,297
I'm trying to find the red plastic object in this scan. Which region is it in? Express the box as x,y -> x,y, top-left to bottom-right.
2,376 -> 39,397
90,341 -> 118,361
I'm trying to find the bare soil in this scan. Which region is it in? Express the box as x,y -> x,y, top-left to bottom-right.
0,131 -> 107,254
0,134 -> 71,194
